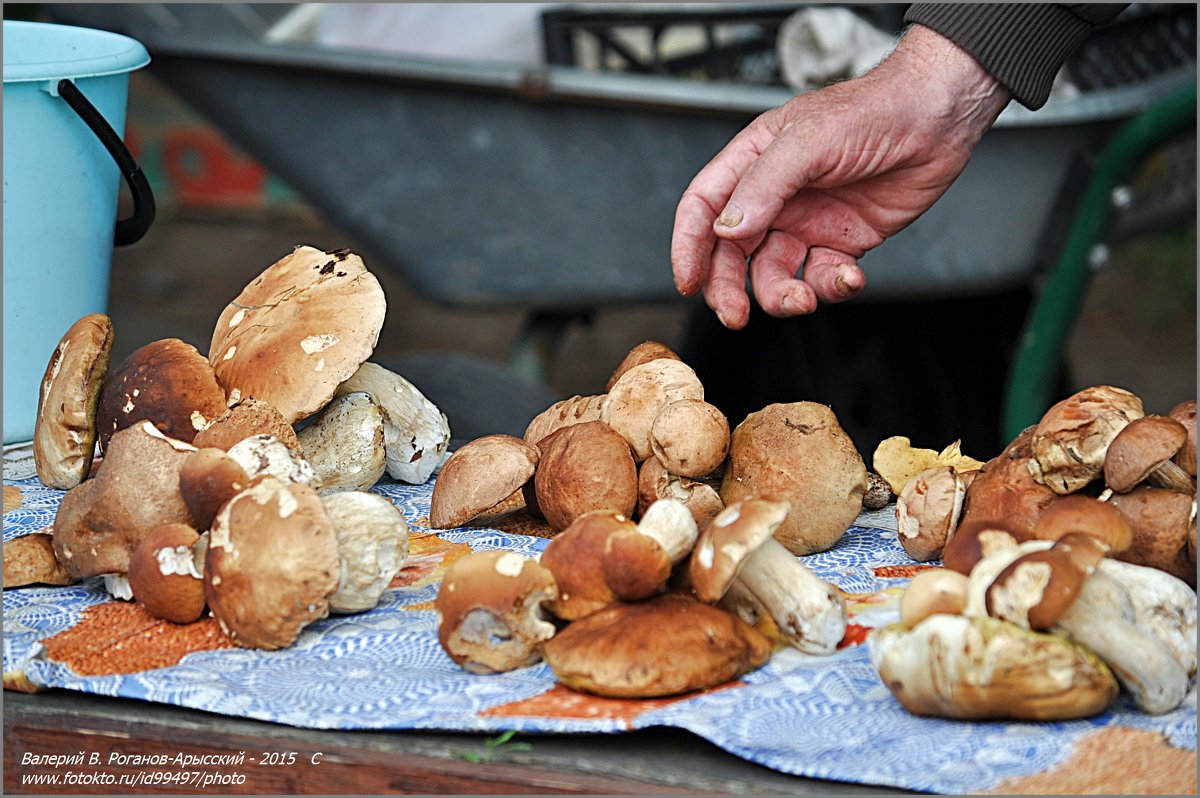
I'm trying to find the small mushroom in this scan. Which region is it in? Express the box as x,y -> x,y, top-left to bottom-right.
600,359 -> 705,462
296,391 -> 387,494
334,362 -> 451,485
429,434 -> 539,529
3,533 -> 76,588
637,456 -> 724,528
1104,415 -> 1195,493
862,471 -> 895,510
178,448 -> 250,531
434,549 -> 558,674
127,523 -> 206,624
649,399 -> 730,478
192,398 -> 301,453
542,591 -> 771,698
226,433 -> 321,489
1030,494 -> 1132,554
601,498 -> 698,601
983,532 -> 1109,630
320,491 -> 410,614
895,466 -> 967,562
941,518 -> 1036,576
1107,486 -> 1197,587
96,338 -> 228,452
538,510 -> 632,620
605,340 -> 681,392
208,245 -> 386,424
688,498 -> 847,655
1028,385 -> 1144,494
532,421 -> 637,533
524,394 -> 606,446
33,313 -> 114,489
1167,399 -> 1197,477
898,568 -> 968,628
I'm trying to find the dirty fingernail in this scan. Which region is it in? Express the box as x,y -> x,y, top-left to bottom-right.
834,266 -> 862,298
715,203 -> 744,228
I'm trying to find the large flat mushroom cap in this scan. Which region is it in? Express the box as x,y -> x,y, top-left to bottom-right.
429,434 -> 539,529
33,313 -> 114,489
208,246 -> 386,424
543,591 -> 771,698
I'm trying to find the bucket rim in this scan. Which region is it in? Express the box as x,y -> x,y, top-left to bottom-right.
3,19 -> 150,84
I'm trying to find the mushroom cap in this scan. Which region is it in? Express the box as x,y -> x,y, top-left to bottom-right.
649,398 -> 730,478
895,466 -> 966,562
600,359 -> 705,462
208,246 -> 386,424
33,313 -> 114,489
3,533 -> 75,588
539,510 -> 633,621
688,498 -> 789,603
51,421 -> 198,579
178,447 -> 250,532
720,402 -> 867,555
429,434 -> 540,529
524,394 -> 606,446
296,391 -> 388,495
898,568 -> 968,628
127,523 -> 205,624
605,341 -> 681,393
192,398 -> 300,453
958,434 -> 1058,540
1031,494 -> 1132,553
601,499 -> 697,602
637,456 -> 724,528
320,491 -> 410,614
1108,487 -> 1197,587
542,591 -> 771,698
862,471 -> 895,510
96,338 -> 227,453
1028,385 -> 1144,494
434,549 -> 558,674
984,543 -> 1094,630
1167,399 -> 1197,477
941,517 -> 1034,576
1104,415 -> 1189,492
532,421 -> 638,532
205,478 -> 341,649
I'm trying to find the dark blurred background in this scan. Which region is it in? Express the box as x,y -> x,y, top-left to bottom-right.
8,3 -> 1196,459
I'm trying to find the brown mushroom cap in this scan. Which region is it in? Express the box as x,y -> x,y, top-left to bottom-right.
542,591 -> 771,699
649,398 -> 730,478
600,359 -> 705,462
532,421 -> 637,532
3,533 -> 76,588
127,523 -> 205,624
720,402 -> 867,555
1167,399 -> 1197,477
605,341 -> 681,393
524,394 -> 606,446
1031,494 -> 1132,554
204,478 -> 341,649
601,499 -> 698,602
430,434 -> 540,529
33,313 -> 114,489
179,448 -> 250,532
1104,415 -> 1191,493
941,518 -> 1034,576
688,498 -> 789,603
898,568 -> 968,628
208,246 -> 386,424
637,456 -> 724,528
957,427 -> 1058,540
895,466 -> 966,562
984,540 -> 1097,631
192,398 -> 300,453
538,510 -> 633,621
434,549 -> 558,674
96,338 -> 227,453
1108,486 -> 1197,587
1028,385 -> 1144,494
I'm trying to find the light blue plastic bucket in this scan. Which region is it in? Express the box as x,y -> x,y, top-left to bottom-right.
3,20 -> 154,444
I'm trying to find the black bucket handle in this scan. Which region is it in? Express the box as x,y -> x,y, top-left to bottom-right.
56,78 -> 155,246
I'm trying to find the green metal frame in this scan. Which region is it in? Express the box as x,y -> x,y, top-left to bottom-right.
1002,81 -> 1197,441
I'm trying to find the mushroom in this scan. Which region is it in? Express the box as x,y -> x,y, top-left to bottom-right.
687,498 -> 847,655
1096,557 -> 1197,682
320,491 -> 410,614
605,340 -> 681,392
720,402 -> 867,555
862,471 -> 895,510
648,398 -> 730,479
205,477 -> 341,649
208,245 -> 387,425
541,591 -> 771,698
532,420 -> 638,533
870,614 -> 1118,720
894,465 -> 967,562
524,394 -> 606,446
1104,415 -> 1195,493
637,456 -> 724,528
192,398 -> 301,453
96,338 -> 228,452
1027,385 -> 1144,494
600,359 -> 705,462
538,510 -> 631,620
872,436 -> 984,496
295,391 -> 387,494
941,518 -> 1036,577
1030,494 -> 1132,553
983,532 -> 1109,630
178,448 -> 250,532
434,549 -> 558,674
33,313 -> 114,489
51,421 -> 198,581
3,533 -> 76,588
1167,399 -> 1197,476
1107,486 -> 1197,586
898,568 -> 969,628
226,433 -> 321,489
956,426 -> 1057,539
429,434 -> 539,529
334,362 -> 451,485
127,523 -> 206,624
601,498 -> 698,601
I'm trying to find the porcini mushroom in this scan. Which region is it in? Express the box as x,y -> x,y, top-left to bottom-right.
429,434 -> 539,529
983,532 -> 1109,630
941,518 -> 1036,576
649,399 -> 730,478
1104,415 -> 1195,493
600,359 -> 705,462
1167,399 -> 1197,477
127,523 -> 206,624
688,498 -> 847,655
1031,494 -> 1132,554
1028,385 -> 1144,494
895,466 -> 967,562
532,421 -> 637,533
1107,486 -> 1197,586
434,549 -> 558,674
296,391 -> 387,494
538,510 -> 631,620
33,313 -> 113,489
3,533 -> 76,588
605,340 -> 681,392
601,498 -> 698,601
226,433 -> 321,489
320,491 -> 410,614
178,448 -> 250,531
637,456 -> 724,528
208,246 -> 386,425
524,394 -> 606,446
192,398 -> 301,453
898,568 -> 969,628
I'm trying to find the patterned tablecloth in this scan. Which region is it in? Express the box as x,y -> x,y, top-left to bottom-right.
3,474 -> 1196,794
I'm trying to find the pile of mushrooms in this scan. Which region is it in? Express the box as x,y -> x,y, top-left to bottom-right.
870,385 -> 1197,719
429,341 -> 871,697
13,246 -> 448,650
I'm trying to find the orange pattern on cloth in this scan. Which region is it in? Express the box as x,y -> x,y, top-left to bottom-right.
481,682 -> 744,728
979,726 -> 1197,795
40,601 -> 235,676
390,532 -> 474,590
873,563 -> 941,579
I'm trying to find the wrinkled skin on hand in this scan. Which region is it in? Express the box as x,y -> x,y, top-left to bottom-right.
671,25 -> 1011,329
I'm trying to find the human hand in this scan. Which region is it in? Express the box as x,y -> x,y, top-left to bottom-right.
671,25 -> 1011,329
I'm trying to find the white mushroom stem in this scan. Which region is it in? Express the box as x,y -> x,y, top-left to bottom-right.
1150,458 -> 1197,493
735,538 -> 847,655
1050,569 -> 1189,715
718,577 -> 768,627
635,499 -> 698,563
452,595 -> 557,676
103,574 -> 134,600
1091,558 -> 1197,681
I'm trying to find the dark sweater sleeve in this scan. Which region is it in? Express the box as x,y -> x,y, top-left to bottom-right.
903,4 -> 1130,109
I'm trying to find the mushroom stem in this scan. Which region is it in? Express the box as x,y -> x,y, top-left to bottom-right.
735,538 -> 847,655
1151,458 -> 1197,493
635,499 -> 699,562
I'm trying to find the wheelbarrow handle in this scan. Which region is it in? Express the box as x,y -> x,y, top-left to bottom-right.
56,78 -> 156,246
